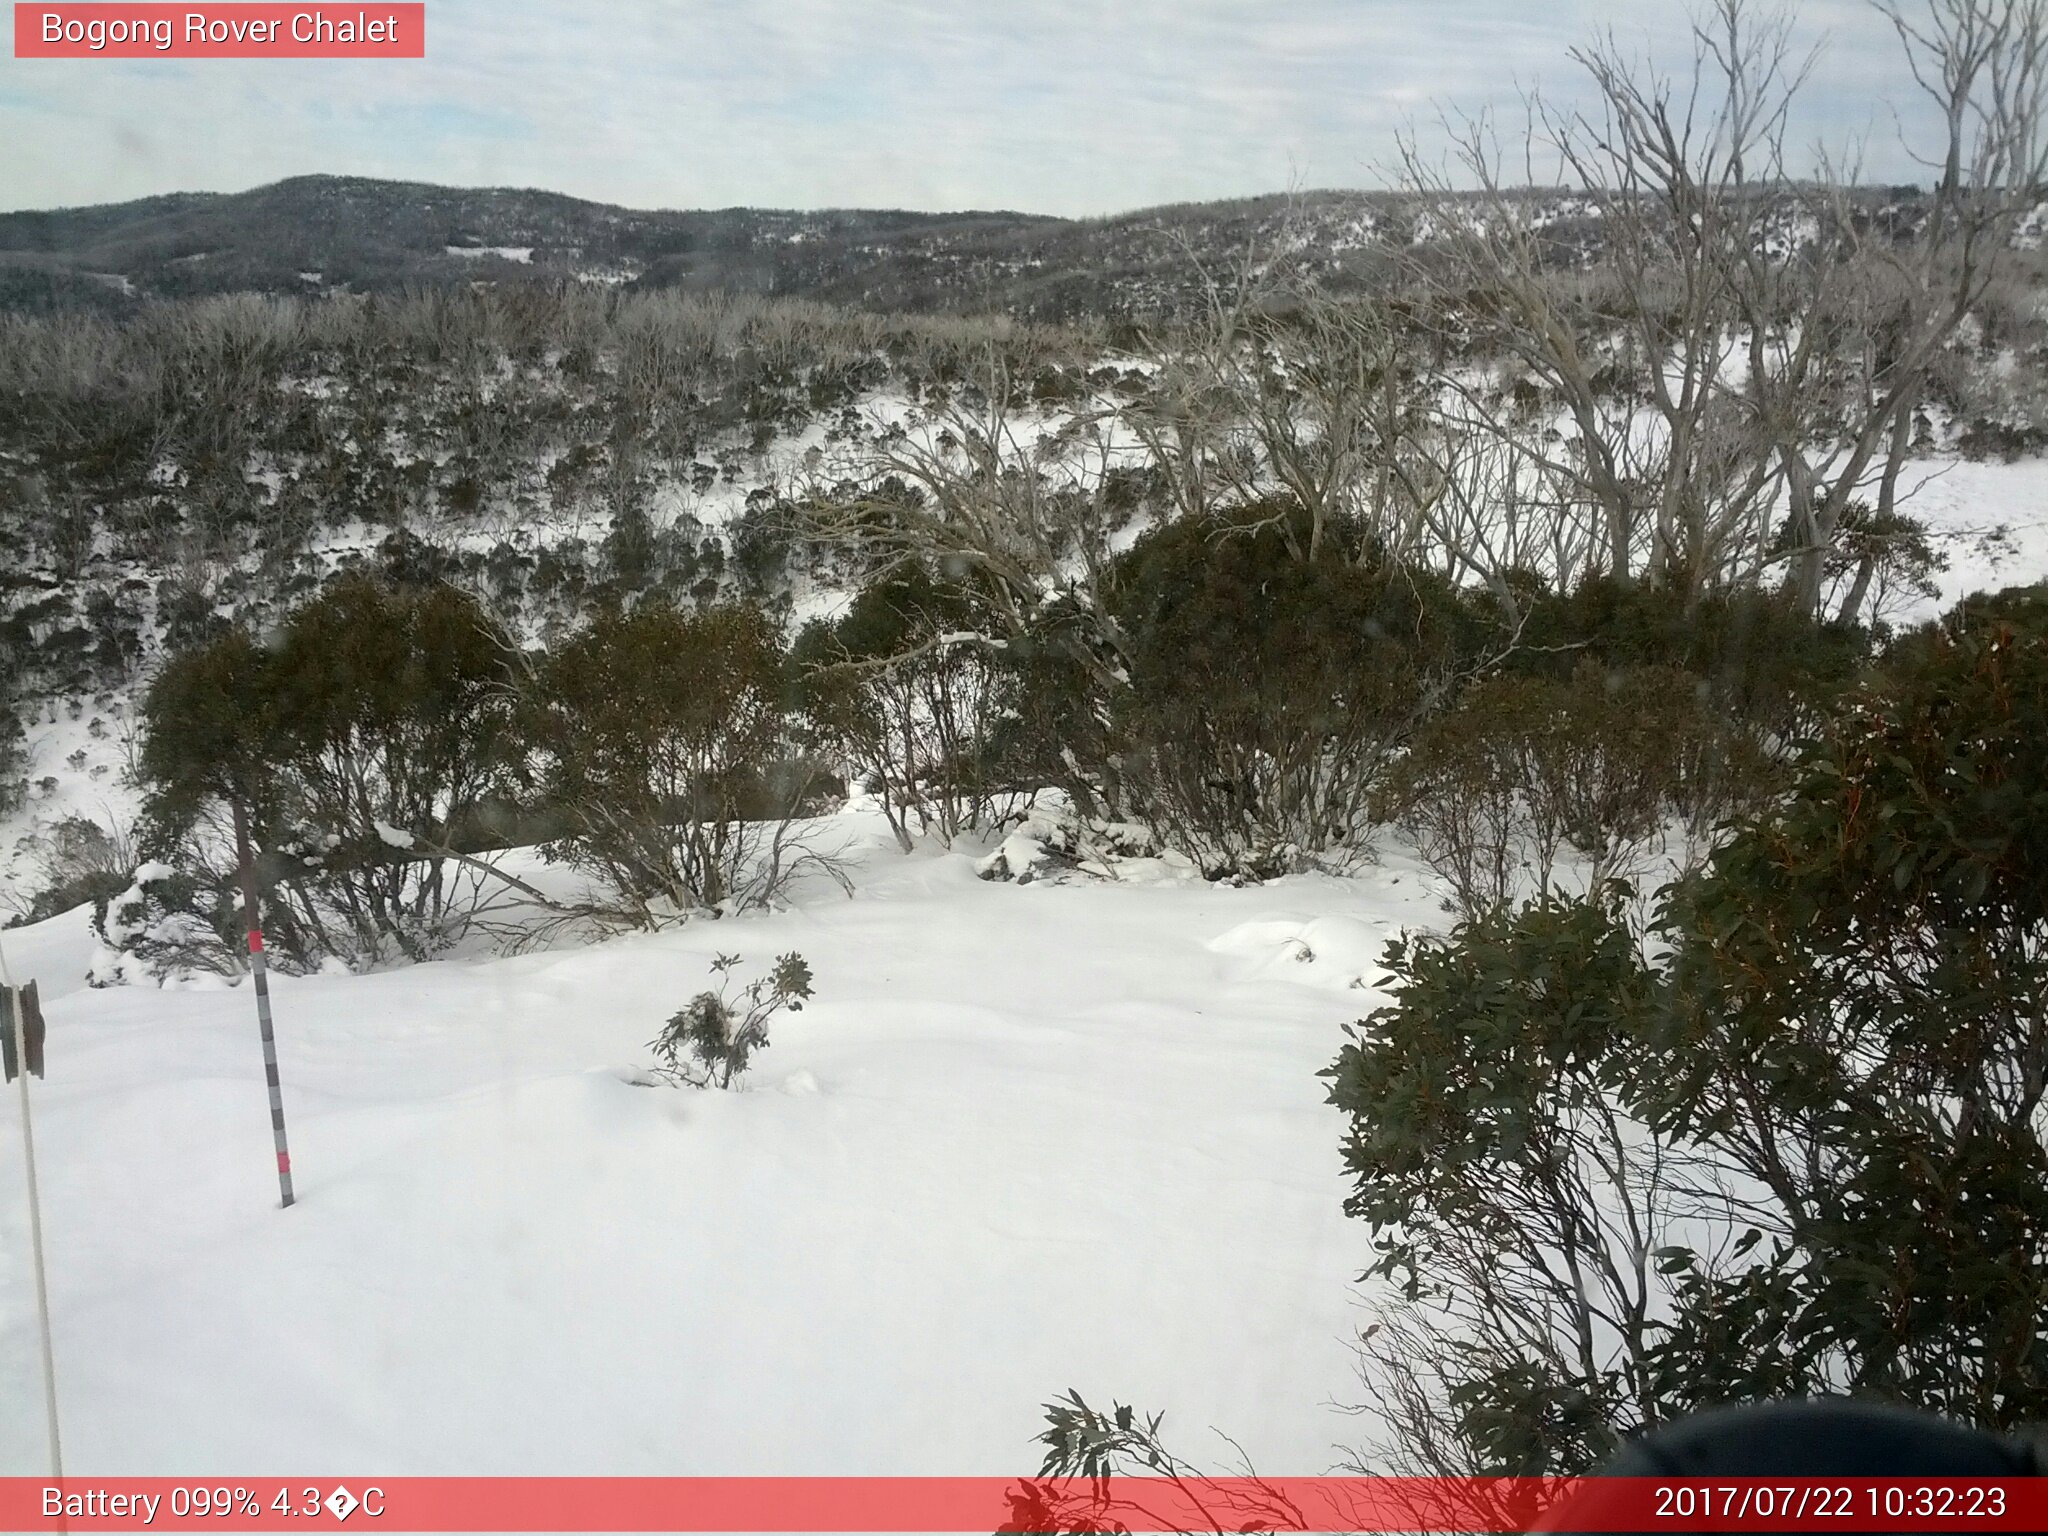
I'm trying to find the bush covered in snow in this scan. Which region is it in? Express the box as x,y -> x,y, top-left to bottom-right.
972,805 -> 1196,887
86,860 -> 235,986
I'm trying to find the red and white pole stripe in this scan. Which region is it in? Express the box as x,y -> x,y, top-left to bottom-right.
245,925 -> 294,1207
232,798 -> 295,1210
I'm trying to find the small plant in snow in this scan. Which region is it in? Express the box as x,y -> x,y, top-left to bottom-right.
651,952 -> 813,1089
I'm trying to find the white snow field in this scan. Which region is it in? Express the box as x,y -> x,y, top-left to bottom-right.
0,811 -> 1446,1477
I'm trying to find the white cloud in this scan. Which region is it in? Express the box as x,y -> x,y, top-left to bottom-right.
0,0 -> 1948,215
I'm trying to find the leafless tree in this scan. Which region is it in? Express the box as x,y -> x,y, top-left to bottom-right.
1395,0 -> 2048,617
801,347 -> 1137,693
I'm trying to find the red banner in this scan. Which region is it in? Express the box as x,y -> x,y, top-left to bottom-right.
2,1476 -> 2044,1532
13,5 -> 424,58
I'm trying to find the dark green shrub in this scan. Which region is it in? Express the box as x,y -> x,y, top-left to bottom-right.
599,501 -> 658,596
154,581 -> 229,655
524,602 -> 817,923
1325,594 -> 2048,1475
1389,663 -> 1773,916
129,576 -> 516,974
266,572 -> 515,849
793,564 -> 1027,850
1659,602 -> 2048,1427
1509,577 -> 1867,736
730,502 -> 794,597
0,649 -> 24,816
375,528 -> 461,587
1324,892 -> 1676,1475
1107,500 -> 1477,877
649,951 -> 813,1089
1924,579 -> 2048,644
136,624 -> 283,828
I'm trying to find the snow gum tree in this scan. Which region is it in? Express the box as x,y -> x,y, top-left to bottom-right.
1397,0 -> 2048,618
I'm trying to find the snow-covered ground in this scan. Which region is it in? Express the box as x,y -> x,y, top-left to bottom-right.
1890,454 -> 2048,617
0,811 -> 1447,1476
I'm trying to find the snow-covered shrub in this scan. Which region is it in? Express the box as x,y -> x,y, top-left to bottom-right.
88,861 -> 237,986
973,805 -> 1195,886
649,951 -> 813,1089
973,827 -> 1067,885
522,601 -> 830,925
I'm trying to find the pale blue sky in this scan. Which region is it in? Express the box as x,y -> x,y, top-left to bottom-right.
0,1 -> 1939,215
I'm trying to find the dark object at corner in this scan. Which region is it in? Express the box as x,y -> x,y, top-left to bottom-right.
2,979 -> 45,1081
1539,1398 -> 2043,1535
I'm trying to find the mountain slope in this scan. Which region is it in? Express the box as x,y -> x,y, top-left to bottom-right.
0,175 -> 1407,319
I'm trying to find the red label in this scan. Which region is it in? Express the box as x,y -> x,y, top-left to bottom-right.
15,5 -> 424,58
0,1478 -> 2042,1532
246,929 -> 264,953
276,1151 -> 291,1173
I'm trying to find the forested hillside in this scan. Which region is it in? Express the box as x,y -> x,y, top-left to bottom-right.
4,161 -> 2048,912
0,172 -> 1983,321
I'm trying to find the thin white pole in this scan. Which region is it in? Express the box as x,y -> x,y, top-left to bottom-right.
0,931 -> 62,1481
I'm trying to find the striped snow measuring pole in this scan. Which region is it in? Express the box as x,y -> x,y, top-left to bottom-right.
232,797 -> 296,1209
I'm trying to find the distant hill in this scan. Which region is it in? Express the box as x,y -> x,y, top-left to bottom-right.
0,173 -> 1944,321
0,174 -> 1431,320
